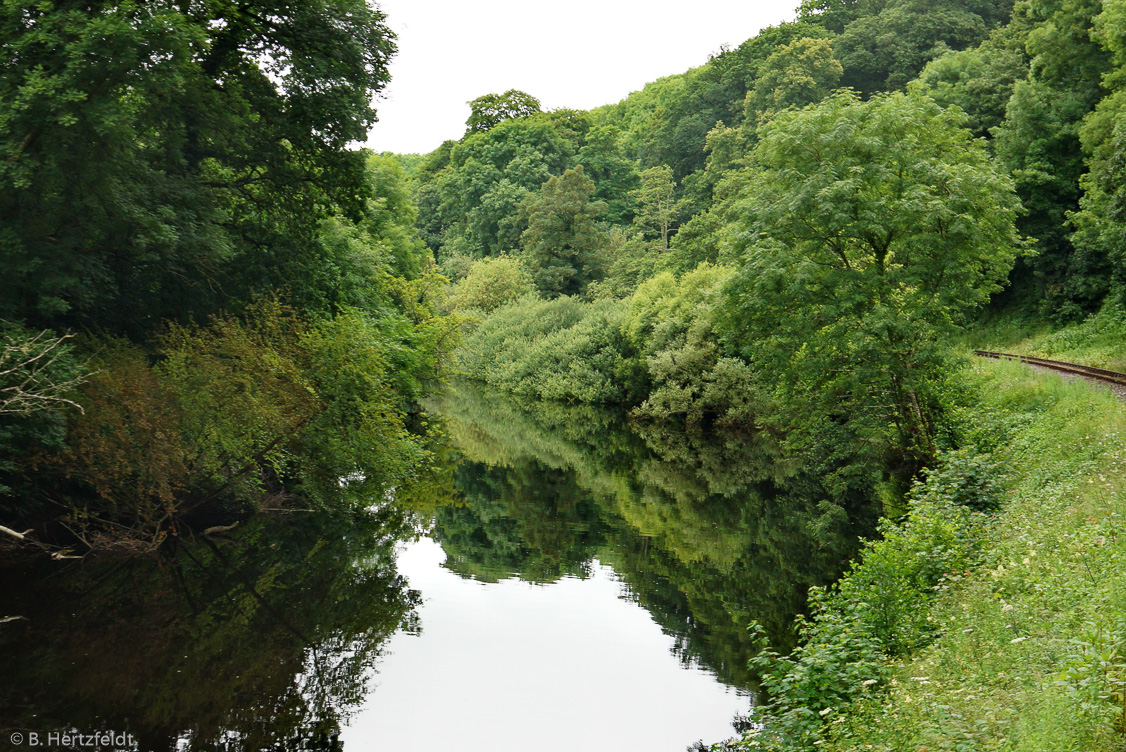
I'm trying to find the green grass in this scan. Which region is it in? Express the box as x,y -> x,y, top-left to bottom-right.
812,357 -> 1126,751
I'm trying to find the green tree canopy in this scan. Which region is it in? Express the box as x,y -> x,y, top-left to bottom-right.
631,165 -> 680,250
0,0 -> 395,335
520,166 -> 608,297
912,19 -> 1030,138
1069,0 -> 1126,301
417,116 -> 572,259
450,256 -> 537,313
723,91 -> 1023,463
991,0 -> 1112,316
747,37 -> 843,122
578,125 -> 641,226
465,89 -> 543,134
833,0 -> 1013,94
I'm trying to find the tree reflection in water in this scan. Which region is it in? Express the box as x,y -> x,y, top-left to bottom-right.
0,510 -> 420,752
0,382 -> 881,747
428,382 -> 881,689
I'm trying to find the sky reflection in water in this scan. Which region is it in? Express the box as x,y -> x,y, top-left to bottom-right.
343,538 -> 748,751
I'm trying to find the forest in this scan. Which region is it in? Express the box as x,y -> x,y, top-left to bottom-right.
5,0 -> 1126,749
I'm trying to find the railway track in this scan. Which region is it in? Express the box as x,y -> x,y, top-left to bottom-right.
974,350 -> 1126,387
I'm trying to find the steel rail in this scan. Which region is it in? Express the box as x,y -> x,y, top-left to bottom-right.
974,350 -> 1126,386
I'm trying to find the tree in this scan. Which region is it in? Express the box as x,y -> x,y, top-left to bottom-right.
418,116 -> 572,261
631,165 -> 679,250
450,257 -> 537,313
318,154 -> 432,308
1070,0 -> 1126,303
797,0 -> 865,32
578,125 -> 641,226
746,37 -> 843,122
832,0 -> 1011,94
0,0 -> 396,335
667,125 -> 751,272
723,91 -> 1023,464
913,18 -> 1030,139
465,90 -> 542,134
520,167 -> 608,297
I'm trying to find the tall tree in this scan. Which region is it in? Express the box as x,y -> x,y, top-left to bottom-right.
419,115 -> 571,260
913,14 -> 1031,139
578,125 -> 641,226
1073,0 -> 1126,300
746,37 -> 844,123
833,0 -> 1015,94
992,0 -> 1113,316
631,165 -> 679,250
520,167 -> 607,297
723,91 -> 1023,465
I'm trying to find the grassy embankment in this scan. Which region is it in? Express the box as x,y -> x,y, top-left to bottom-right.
827,358 -> 1125,749
973,305 -> 1126,371
742,310 -> 1126,750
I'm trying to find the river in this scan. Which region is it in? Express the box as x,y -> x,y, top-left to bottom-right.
0,382 -> 879,751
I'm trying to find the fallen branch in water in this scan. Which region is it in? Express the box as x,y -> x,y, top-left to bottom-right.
0,522 -> 82,559
0,523 -> 31,542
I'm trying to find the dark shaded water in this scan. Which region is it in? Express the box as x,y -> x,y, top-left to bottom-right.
0,383 -> 879,751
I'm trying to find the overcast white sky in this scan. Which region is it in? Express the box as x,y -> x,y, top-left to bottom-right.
365,0 -> 799,155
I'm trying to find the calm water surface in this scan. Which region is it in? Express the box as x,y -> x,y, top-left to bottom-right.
343,539 -> 747,750
0,383 -> 878,751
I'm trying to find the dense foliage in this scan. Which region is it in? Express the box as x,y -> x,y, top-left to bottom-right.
416,0 -> 1126,332
454,89 -> 1021,482
1,0 -> 396,333
733,357 -> 1126,751
722,90 -> 1022,466
0,1 -> 453,551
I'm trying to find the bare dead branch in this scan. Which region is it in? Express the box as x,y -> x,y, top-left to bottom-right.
0,326 -> 87,416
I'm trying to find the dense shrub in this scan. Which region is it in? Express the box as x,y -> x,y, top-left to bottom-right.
744,450 -> 994,750
458,296 -> 643,404
625,264 -> 762,426
457,263 -> 765,423
449,256 -> 537,313
32,301 -> 434,547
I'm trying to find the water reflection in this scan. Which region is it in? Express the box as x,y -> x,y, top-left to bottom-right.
0,383 -> 880,750
342,538 -> 750,751
428,382 -> 880,688
0,511 -> 419,751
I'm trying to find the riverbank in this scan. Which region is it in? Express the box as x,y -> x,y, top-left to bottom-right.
734,354 -> 1126,750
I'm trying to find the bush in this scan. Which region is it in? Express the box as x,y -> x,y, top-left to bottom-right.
50,343 -> 191,540
914,447 -> 1005,513
458,295 -> 643,404
32,301 -> 431,547
449,256 -> 537,313
744,450 -> 995,750
625,264 -> 762,426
